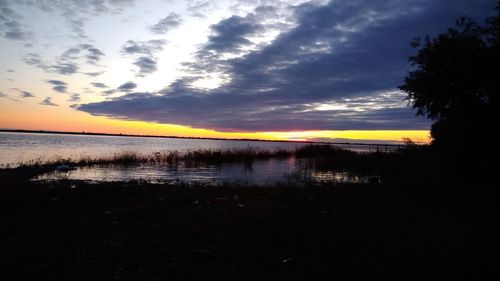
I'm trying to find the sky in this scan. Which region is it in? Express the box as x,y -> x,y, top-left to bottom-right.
0,0 -> 495,143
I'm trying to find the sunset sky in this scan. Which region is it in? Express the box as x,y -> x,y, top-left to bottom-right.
0,0 -> 494,143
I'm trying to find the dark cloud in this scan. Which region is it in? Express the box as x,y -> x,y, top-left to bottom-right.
205,15 -> 263,53
20,91 -> 35,98
28,0 -> 136,39
49,62 -> 78,75
0,91 -> 6,98
6,69 -> 15,72
184,10 -> 271,74
117,81 -> 137,92
121,39 -> 166,55
102,89 -> 116,96
40,97 -> 58,106
80,44 -> 105,65
75,0 -> 496,131
68,93 -> 80,102
14,89 -> 35,98
52,85 -> 67,93
150,13 -> 181,34
2,0 -> 136,42
84,71 -> 105,77
22,44 -> 105,75
23,53 -> 43,66
121,39 -> 166,76
46,80 -> 67,86
46,80 -> 68,93
102,89 -> 117,96
78,91 -> 430,131
133,56 -> 157,76
91,82 -> 108,88
0,3 -> 32,41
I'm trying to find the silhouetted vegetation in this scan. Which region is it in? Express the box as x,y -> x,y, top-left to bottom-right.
400,3 -> 499,150
1,173 -> 497,281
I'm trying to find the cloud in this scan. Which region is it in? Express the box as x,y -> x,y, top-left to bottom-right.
23,53 -> 43,66
205,15 -> 263,53
26,0 -> 136,39
9,87 -> 35,98
22,44 -> 105,75
80,44 -> 105,65
150,13 -> 181,34
184,8 -> 281,76
20,91 -> 35,98
84,71 -> 105,77
117,81 -> 137,92
74,0 -> 496,131
133,56 -> 157,76
102,89 -> 117,96
46,80 -> 68,93
46,80 -> 66,86
68,93 -> 80,102
0,2 -> 33,41
49,63 -> 78,75
187,1 -> 214,18
3,0 -> 136,44
121,39 -> 166,76
91,82 -> 108,88
52,86 -> 67,93
121,39 -> 166,56
0,91 -> 6,98
6,69 -> 15,72
40,97 -> 58,106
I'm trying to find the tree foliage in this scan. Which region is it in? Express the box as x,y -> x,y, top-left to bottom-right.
400,3 -> 499,148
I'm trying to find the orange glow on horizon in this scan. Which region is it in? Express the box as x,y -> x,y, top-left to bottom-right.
0,100 -> 430,143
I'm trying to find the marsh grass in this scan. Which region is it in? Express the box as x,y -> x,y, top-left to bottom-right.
8,147 -> 295,169
3,144 -> 436,184
7,144 -> 427,170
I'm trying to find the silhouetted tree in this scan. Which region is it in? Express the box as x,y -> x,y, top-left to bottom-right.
400,3 -> 499,149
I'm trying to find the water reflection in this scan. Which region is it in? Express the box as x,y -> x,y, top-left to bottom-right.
35,157 -> 378,185
1,131 -> 402,167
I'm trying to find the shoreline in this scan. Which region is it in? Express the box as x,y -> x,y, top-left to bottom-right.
0,128 -> 411,146
1,144 -> 496,280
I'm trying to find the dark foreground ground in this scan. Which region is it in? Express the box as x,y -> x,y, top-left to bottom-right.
0,168 -> 498,281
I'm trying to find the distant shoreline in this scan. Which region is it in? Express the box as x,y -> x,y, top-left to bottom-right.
0,128 -> 407,147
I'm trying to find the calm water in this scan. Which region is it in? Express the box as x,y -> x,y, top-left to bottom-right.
0,131 -> 397,166
35,159 -> 377,185
0,132 -> 305,166
2,132 -> 384,184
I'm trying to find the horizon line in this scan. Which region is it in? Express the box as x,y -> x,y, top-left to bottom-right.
0,128 -> 421,146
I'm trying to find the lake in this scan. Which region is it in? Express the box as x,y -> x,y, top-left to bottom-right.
1,131 -> 388,184
0,132 -> 305,167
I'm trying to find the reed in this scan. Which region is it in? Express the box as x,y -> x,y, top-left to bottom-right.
4,144 -> 433,183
